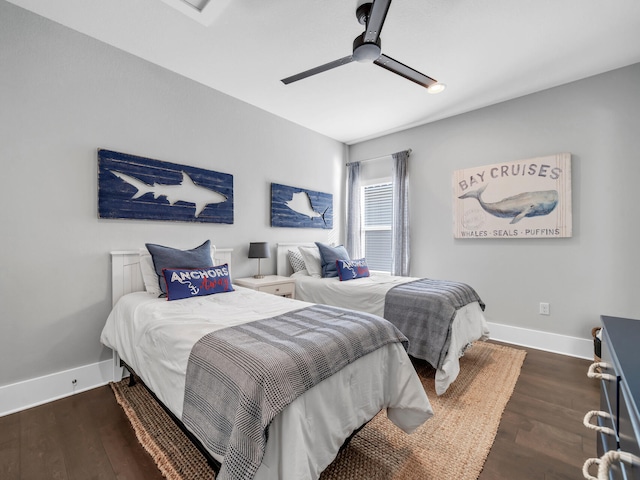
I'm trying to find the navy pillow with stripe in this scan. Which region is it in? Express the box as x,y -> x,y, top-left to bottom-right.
146,240 -> 213,295
315,242 -> 350,278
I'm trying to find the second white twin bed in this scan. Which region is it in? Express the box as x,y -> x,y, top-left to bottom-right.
276,242 -> 491,395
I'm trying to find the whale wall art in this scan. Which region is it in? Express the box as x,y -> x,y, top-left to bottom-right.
271,183 -> 333,229
98,149 -> 233,224
453,153 -> 571,239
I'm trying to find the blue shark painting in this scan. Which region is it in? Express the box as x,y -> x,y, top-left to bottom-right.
98,149 -> 233,224
271,183 -> 333,229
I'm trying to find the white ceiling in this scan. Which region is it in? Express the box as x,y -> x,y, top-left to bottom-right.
8,0 -> 640,144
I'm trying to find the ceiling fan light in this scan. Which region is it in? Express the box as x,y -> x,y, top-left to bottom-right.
427,82 -> 446,94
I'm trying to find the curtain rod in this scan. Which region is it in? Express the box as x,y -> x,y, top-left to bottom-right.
346,148 -> 412,166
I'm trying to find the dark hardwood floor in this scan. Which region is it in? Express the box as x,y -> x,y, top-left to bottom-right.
478,343 -> 599,479
1,342 -> 599,479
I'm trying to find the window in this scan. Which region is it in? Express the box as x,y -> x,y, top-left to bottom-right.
361,182 -> 392,272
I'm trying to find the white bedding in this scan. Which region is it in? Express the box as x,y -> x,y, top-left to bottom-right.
291,272 -> 491,394
101,286 -> 433,480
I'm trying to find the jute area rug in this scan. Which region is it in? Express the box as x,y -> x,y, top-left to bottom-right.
111,341 -> 526,480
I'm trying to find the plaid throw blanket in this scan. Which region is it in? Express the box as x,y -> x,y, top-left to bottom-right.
384,278 -> 485,370
182,304 -> 408,480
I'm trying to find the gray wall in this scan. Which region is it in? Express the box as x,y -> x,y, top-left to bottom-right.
0,2 -> 345,387
349,63 -> 640,339
3,0 -> 638,390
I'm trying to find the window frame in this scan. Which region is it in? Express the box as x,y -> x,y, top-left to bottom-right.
360,178 -> 393,274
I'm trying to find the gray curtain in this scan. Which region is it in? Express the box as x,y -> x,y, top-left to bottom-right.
346,161 -> 362,259
391,150 -> 410,276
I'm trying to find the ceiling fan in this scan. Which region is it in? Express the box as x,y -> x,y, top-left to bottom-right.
281,0 -> 445,93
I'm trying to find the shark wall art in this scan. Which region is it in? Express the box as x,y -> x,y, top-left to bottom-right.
98,149 -> 233,224
452,153 -> 572,239
271,183 -> 333,229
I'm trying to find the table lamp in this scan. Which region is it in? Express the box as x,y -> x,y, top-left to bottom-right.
248,242 -> 270,278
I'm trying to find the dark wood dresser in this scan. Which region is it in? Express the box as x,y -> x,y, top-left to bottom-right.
584,316 -> 640,479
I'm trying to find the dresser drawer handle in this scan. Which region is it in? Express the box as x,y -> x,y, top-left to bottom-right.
587,362 -> 615,381
583,451 -> 640,480
582,457 -> 600,480
582,410 -> 615,436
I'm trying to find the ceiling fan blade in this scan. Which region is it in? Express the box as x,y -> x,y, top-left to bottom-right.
281,55 -> 354,85
363,0 -> 392,43
374,54 -> 438,88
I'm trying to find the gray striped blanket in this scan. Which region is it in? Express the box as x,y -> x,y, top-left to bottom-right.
182,304 -> 408,480
383,278 -> 485,369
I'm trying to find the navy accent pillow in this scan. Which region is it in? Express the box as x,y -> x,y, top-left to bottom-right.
146,240 -> 213,295
337,258 -> 370,281
315,242 -> 350,278
163,265 -> 234,301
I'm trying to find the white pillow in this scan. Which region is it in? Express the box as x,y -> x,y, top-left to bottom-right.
298,245 -> 322,278
139,248 -> 162,296
139,245 -> 217,296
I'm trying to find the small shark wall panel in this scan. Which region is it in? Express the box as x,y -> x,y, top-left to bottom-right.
453,153 -> 571,239
98,149 -> 233,224
271,183 -> 333,229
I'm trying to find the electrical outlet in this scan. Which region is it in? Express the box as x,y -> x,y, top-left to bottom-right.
539,302 -> 550,315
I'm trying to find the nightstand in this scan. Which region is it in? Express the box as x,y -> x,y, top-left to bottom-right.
234,275 -> 295,299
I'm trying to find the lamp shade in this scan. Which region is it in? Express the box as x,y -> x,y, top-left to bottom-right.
248,242 -> 270,259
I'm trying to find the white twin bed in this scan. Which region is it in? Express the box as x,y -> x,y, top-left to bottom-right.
101,244 -> 433,480
276,243 -> 491,395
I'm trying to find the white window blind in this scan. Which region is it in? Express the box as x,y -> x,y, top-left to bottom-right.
362,182 -> 392,272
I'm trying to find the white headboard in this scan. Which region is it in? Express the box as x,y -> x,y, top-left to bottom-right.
276,243 -> 315,277
110,246 -> 233,306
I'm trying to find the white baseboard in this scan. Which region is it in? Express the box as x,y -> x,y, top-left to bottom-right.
0,359 -> 114,417
1,325 -> 595,417
487,321 -> 594,360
